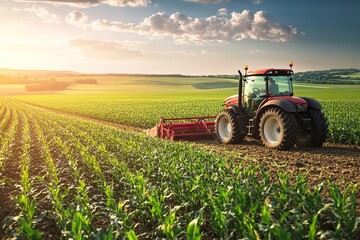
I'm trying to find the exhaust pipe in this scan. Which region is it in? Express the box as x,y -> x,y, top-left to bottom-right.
237,70 -> 245,114
237,69 -> 247,136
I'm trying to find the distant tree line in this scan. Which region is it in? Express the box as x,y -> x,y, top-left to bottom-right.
206,69 -> 360,85
74,79 -> 98,84
293,69 -> 360,85
25,81 -> 71,91
25,78 -> 97,91
205,75 -> 238,79
99,73 -> 193,78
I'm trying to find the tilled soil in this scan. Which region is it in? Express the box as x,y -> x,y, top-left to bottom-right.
192,136 -> 360,203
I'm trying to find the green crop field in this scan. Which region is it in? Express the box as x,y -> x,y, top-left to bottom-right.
0,97 -> 358,239
14,79 -> 360,146
1,74 -> 360,238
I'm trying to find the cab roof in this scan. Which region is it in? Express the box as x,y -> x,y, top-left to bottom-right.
246,68 -> 293,76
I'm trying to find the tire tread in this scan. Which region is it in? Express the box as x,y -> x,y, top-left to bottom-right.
215,109 -> 244,144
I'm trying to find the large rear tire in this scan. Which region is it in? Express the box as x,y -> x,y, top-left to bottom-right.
259,108 -> 296,150
215,109 -> 244,144
296,109 -> 327,147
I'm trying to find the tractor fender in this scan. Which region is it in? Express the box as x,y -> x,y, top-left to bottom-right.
300,97 -> 322,110
259,99 -> 299,114
222,103 -> 241,115
254,99 -> 298,125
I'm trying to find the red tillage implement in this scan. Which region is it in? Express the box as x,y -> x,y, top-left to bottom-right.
147,62 -> 328,150
149,116 -> 216,140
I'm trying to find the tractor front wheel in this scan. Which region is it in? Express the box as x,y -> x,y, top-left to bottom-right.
215,109 -> 243,144
259,108 -> 296,150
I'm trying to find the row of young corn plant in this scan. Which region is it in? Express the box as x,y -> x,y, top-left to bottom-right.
0,103 -> 15,176
55,130 -> 120,239
0,103 -> 16,234
10,100 -> 217,238
1,99 -> 198,238
19,100 -> 360,238
16,100 -> 134,239
53,136 -> 95,239
1,97 -> 359,238
322,100 -> 360,145
32,107 -> 99,239
0,101 -> 18,162
15,93 -> 225,129
14,108 -> 42,239
43,113 -> 136,239
0,99 -> 88,239
95,129 -> 359,239
52,115 -> 359,239
0,105 -> 9,132
46,115 -> 185,238
35,120 -> 69,232
0,101 -> 43,238
0,105 -> 10,180
15,93 -> 360,146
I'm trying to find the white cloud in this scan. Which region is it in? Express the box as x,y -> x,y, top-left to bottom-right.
66,11 -> 88,27
68,39 -> 142,60
185,0 -> 262,4
91,19 -> 136,31
201,50 -> 216,55
105,0 -> 151,7
12,6 -> 61,23
15,0 -> 151,7
217,8 -> 228,16
185,0 -> 224,3
91,10 -> 300,43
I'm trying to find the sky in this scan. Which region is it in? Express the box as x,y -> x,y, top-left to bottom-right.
0,0 -> 359,74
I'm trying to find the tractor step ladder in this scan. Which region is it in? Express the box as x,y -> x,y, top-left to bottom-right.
247,118 -> 254,136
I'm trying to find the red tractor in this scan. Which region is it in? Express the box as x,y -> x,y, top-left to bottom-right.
215,61 -> 328,150
150,61 -> 327,150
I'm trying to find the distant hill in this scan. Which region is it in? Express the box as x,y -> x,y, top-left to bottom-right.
0,68 -> 81,79
207,69 -> 360,85
294,69 -> 360,85
0,68 -> 195,82
1,67 -> 360,85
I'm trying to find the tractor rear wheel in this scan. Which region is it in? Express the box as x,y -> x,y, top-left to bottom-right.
215,109 -> 243,144
259,108 -> 296,150
296,109 -> 327,147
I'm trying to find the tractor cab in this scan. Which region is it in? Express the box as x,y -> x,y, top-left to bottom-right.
244,69 -> 294,114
